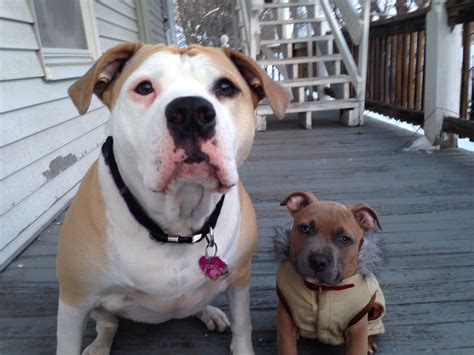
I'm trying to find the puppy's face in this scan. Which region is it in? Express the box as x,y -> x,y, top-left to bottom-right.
69,43 -> 291,195
281,192 -> 380,285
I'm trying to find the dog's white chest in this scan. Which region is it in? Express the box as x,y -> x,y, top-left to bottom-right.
98,187 -> 240,322
100,240 -> 232,322
101,269 -> 228,323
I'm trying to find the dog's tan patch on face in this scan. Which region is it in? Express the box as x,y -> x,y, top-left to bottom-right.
108,45 -> 245,108
106,45 -> 174,109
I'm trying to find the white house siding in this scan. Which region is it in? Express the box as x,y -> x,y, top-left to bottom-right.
149,0 -> 167,44
0,0 -> 172,271
95,0 -> 140,51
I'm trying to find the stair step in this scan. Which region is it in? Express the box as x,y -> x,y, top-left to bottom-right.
259,54 -> 341,66
259,18 -> 324,26
263,2 -> 317,9
260,35 -> 334,46
257,99 -> 359,115
279,75 -> 351,88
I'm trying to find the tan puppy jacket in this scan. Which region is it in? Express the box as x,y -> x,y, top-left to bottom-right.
276,261 -> 385,345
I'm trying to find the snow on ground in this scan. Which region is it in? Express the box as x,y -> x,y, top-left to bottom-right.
365,110 -> 474,152
403,136 -> 439,152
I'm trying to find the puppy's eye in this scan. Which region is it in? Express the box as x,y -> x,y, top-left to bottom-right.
135,81 -> 154,95
297,224 -> 311,235
338,236 -> 353,246
215,79 -> 240,98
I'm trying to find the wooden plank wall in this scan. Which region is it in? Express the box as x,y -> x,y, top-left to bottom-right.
0,0 -> 142,270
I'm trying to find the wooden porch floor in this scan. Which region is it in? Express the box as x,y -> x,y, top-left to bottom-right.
1,115 -> 474,354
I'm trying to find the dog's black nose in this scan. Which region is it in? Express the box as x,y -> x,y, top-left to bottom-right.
308,252 -> 331,272
165,96 -> 216,140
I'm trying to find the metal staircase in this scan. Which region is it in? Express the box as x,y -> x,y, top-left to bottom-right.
234,0 -> 370,130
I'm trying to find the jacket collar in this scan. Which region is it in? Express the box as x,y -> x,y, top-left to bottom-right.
302,273 -> 366,292
304,280 -> 355,291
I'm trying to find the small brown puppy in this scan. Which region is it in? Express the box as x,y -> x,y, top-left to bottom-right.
274,192 -> 385,355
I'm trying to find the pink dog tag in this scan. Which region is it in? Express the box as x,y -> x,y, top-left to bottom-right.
199,256 -> 228,281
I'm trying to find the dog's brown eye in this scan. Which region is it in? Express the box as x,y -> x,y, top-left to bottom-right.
135,81 -> 154,95
215,79 -> 239,98
297,224 -> 311,235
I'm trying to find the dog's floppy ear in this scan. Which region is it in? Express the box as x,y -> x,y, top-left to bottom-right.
280,192 -> 318,216
223,48 -> 292,119
351,203 -> 382,232
68,42 -> 144,115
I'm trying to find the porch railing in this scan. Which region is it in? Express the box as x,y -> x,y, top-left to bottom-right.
365,8 -> 427,126
364,6 -> 474,141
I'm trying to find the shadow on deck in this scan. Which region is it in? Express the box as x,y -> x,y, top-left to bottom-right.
1,115 -> 473,354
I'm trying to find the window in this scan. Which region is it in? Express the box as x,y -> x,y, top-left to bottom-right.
32,0 -> 101,80
35,0 -> 88,49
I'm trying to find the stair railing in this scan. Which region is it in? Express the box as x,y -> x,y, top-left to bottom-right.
320,0 -> 370,124
236,0 -> 263,58
234,0 -> 370,126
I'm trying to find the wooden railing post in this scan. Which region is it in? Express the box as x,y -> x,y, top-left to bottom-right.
424,0 -> 462,147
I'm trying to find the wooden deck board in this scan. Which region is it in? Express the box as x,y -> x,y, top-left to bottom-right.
1,115 -> 473,354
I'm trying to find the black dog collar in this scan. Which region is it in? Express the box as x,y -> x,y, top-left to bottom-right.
101,136 -> 225,244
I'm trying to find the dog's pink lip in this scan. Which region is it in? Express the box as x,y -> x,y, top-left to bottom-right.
183,156 -> 205,164
152,159 -> 235,194
182,149 -> 209,164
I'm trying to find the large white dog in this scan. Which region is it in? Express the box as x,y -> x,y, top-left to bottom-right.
56,43 -> 291,354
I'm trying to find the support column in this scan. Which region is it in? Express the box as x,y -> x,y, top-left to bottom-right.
357,0 -> 370,125
423,0 -> 462,147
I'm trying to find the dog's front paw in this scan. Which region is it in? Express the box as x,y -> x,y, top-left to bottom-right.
196,305 -> 231,332
368,336 -> 378,354
230,338 -> 254,355
82,343 -> 110,355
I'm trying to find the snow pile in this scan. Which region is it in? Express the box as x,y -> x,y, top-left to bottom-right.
365,110 -> 423,134
403,136 -> 440,153
365,110 -> 474,152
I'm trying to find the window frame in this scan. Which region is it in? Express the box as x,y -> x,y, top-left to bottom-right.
30,0 -> 101,81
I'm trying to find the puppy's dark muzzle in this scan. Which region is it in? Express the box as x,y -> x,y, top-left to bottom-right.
308,252 -> 332,272
166,96 -> 216,141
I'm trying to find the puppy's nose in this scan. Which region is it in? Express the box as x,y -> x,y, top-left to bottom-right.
308,252 -> 331,272
165,96 -> 216,140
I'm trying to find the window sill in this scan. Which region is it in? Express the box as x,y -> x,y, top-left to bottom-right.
41,48 -> 94,81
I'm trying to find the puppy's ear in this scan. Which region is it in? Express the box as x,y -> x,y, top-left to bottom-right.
351,203 -> 382,232
68,42 -> 144,115
280,192 -> 318,216
223,48 -> 292,119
